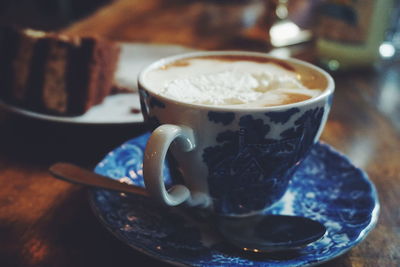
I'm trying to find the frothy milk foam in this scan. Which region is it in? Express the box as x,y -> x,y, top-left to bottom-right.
144,56 -> 325,107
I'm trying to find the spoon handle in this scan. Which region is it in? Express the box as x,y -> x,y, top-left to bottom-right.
49,162 -> 150,197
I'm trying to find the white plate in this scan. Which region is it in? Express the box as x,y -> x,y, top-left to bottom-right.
0,43 -> 194,125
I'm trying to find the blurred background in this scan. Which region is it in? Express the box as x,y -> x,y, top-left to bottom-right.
0,0 -> 115,30
1,0 -> 399,129
0,0 -> 398,66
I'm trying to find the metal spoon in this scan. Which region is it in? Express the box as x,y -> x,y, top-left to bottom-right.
49,162 -> 326,253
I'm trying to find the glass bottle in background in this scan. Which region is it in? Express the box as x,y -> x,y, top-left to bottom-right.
315,0 -> 396,71
380,0 -> 400,60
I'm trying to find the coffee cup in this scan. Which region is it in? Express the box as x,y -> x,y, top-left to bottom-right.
138,51 -> 334,216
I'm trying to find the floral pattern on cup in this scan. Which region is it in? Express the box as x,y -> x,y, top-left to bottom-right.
203,106 -> 325,214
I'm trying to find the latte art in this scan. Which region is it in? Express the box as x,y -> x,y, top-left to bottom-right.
144,56 -> 326,107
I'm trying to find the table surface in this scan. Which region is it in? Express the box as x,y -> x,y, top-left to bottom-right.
1,1 -> 399,266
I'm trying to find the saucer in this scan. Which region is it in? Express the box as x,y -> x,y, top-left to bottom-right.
0,43 -> 193,125
89,133 -> 379,266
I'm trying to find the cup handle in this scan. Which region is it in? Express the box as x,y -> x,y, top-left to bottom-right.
143,124 -> 197,207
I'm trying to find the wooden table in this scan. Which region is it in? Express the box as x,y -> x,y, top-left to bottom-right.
0,1 -> 399,266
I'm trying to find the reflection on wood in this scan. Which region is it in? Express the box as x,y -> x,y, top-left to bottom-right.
64,0 -> 277,50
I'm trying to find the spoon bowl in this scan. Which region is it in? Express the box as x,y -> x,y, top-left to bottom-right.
217,214 -> 326,252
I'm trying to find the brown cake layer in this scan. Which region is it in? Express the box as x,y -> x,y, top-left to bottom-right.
0,27 -> 120,115
0,27 -> 21,100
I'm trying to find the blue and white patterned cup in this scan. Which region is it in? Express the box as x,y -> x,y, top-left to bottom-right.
138,51 -> 334,216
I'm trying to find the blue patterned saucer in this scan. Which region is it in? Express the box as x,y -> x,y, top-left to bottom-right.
89,133 -> 379,267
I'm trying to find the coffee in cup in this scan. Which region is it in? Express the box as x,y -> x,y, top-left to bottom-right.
144,55 -> 328,107
138,51 -> 334,216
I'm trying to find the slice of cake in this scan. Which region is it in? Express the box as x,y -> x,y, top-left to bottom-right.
0,26 -> 120,115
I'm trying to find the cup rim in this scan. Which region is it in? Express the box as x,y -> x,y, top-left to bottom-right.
138,50 -> 335,112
